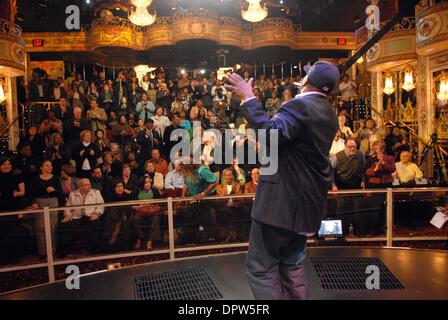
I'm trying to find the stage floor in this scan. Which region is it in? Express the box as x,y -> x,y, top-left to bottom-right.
1,247 -> 448,300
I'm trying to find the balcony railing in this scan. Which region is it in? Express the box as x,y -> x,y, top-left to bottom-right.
0,188 -> 447,294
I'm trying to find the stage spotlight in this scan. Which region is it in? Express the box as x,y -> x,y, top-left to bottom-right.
200,69 -> 206,74
181,69 -> 186,74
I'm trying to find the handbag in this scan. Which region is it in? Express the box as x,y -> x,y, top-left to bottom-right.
135,204 -> 161,217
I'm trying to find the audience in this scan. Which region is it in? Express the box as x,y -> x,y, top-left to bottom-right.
393,151 -> 424,185
330,139 -> 365,190
0,66 -> 432,257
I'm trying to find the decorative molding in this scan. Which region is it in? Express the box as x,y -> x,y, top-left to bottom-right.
416,2 -> 448,55
366,29 -> 417,72
23,12 -> 356,53
0,19 -> 25,77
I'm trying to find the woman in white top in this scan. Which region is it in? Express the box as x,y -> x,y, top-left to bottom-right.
151,106 -> 171,138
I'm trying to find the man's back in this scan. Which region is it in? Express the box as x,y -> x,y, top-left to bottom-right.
244,94 -> 338,233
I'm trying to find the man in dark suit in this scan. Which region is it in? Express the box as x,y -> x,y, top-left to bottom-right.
63,106 -> 89,147
225,61 -> 339,300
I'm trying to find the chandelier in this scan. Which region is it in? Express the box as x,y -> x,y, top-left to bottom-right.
134,65 -> 157,81
130,0 -> 153,7
241,0 -> 268,23
437,72 -> 448,103
129,5 -> 156,26
402,68 -> 415,92
383,74 -> 395,96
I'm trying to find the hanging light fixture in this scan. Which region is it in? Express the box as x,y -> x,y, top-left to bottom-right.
383,74 -> 395,96
130,0 -> 153,7
134,65 -> 157,82
437,71 -> 448,103
241,0 -> 268,23
402,68 -> 415,92
128,5 -> 156,26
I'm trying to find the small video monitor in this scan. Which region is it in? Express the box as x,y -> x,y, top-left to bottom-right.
318,219 -> 343,238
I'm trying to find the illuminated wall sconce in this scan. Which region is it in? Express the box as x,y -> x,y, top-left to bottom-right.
383,74 -> 395,96
356,56 -> 364,64
402,68 -> 415,92
437,71 -> 448,103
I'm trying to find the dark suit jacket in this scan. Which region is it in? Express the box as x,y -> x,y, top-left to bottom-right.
242,93 -> 338,233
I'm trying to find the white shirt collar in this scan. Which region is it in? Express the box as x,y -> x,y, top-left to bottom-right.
295,91 -> 328,99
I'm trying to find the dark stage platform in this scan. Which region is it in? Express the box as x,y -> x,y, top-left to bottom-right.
1,247 -> 448,300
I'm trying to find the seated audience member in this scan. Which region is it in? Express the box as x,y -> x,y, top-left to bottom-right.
115,163 -> 140,198
365,140 -> 396,188
329,130 -> 345,157
244,168 -> 260,194
91,165 -> 111,198
58,178 -> 104,257
216,168 -> 244,242
72,130 -> 101,179
216,168 -> 243,196
133,177 -> 162,251
222,157 -> 246,186
392,151 -> 424,185
137,176 -> 161,200
164,160 -> 185,197
149,148 -> 169,177
330,139 -> 366,190
102,180 -> 135,251
143,160 -> 164,192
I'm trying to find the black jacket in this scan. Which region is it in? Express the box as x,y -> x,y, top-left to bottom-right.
72,142 -> 101,174
242,93 -> 338,233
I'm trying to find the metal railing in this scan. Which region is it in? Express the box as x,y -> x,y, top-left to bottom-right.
0,188 -> 447,291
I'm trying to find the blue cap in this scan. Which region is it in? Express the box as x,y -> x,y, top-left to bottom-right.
305,61 -> 340,95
